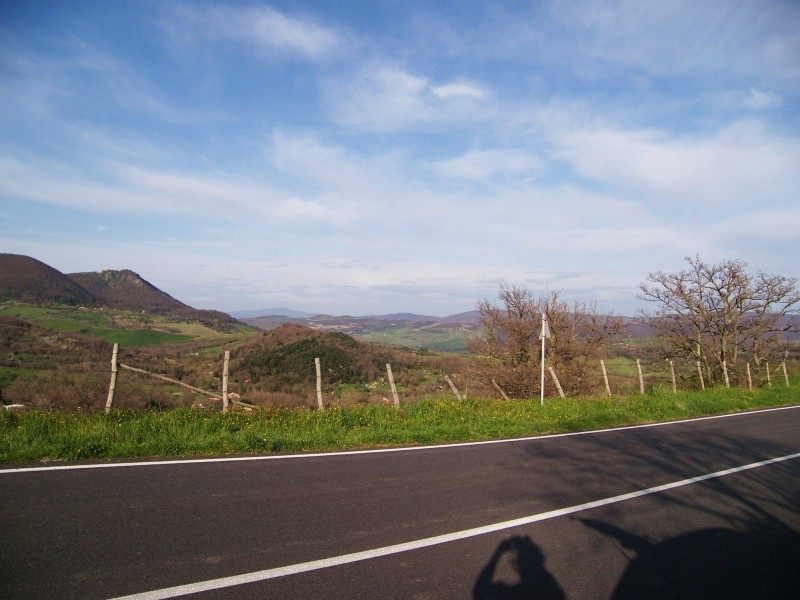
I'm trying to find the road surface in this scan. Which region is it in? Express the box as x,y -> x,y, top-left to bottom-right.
2,406 -> 799,599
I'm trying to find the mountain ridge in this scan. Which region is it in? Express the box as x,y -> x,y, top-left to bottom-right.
231,308 -> 482,324
0,254 -> 238,332
0,254 -> 96,306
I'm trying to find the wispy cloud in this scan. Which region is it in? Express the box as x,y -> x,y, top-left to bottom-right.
1,41 -> 212,126
324,63 -> 491,131
166,4 -> 345,60
0,152 -> 345,228
534,0 -> 800,81
743,88 -> 783,110
546,117 -> 800,205
431,81 -> 486,100
430,149 -> 542,182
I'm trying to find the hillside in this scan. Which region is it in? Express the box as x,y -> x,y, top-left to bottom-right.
68,269 -> 190,313
0,254 -> 239,332
0,254 -> 96,306
242,313 -> 480,352
240,323 -> 394,387
231,323 -> 457,408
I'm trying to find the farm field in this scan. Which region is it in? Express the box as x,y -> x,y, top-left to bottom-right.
350,322 -> 474,352
0,304 -> 249,346
244,313 -> 480,353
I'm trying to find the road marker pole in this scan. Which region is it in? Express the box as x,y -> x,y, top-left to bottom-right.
539,313 -> 551,406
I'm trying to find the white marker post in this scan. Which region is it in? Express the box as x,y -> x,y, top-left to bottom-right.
539,313 -> 551,406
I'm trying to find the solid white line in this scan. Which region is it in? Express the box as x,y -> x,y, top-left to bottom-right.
108,451 -> 800,600
3,404 -> 799,475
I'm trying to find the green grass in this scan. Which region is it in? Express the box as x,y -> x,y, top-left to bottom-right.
355,324 -> 472,352
0,305 -> 58,319
1,304 -> 241,346
603,356 -> 639,377
84,329 -> 194,346
2,382 -> 797,463
0,366 -> 38,388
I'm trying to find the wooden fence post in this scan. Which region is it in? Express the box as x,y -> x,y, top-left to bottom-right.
548,367 -> 565,398
600,360 -> 611,396
444,375 -> 463,400
746,363 -> 753,390
315,357 -> 324,410
696,361 -> 705,391
222,351 -> 230,414
636,359 -> 644,394
386,363 -> 400,407
491,379 -> 510,401
668,360 -> 676,393
105,343 -> 119,414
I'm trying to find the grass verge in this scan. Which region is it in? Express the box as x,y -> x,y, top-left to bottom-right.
1,383 -> 797,463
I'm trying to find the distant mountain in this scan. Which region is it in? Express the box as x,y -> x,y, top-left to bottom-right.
241,313 -> 463,332
0,254 -> 96,306
366,312 -> 441,322
240,315 -> 299,329
440,310 -> 481,325
230,307 -> 317,319
0,254 -> 239,332
236,308 -> 476,324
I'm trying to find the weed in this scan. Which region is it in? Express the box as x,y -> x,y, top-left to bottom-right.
1,382 -> 797,463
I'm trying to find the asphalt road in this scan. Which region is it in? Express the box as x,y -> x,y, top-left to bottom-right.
2,406 -> 799,599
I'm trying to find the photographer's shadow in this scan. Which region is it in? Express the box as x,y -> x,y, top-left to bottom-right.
473,535 -> 565,600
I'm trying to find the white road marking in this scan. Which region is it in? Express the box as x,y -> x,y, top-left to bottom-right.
109,451 -> 800,600
2,404 -> 798,475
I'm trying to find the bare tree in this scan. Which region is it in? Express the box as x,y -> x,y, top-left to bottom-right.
639,255 -> 799,385
470,284 -> 622,397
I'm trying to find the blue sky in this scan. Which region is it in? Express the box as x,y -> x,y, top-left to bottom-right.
1,1 -> 798,317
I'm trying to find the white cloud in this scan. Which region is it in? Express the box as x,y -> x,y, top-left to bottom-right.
431,149 -> 542,181
0,153 -> 343,226
269,131 -> 398,211
275,197 -> 333,220
539,0 -> 800,81
1,43 -> 200,125
325,65 -> 430,130
743,88 -> 783,110
714,208 -> 800,244
324,64 -> 492,132
170,4 -> 344,60
431,81 -> 486,100
548,118 -> 800,205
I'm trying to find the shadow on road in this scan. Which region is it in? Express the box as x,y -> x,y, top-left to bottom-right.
474,522 -> 800,600
473,535 -> 565,600
580,518 -> 800,599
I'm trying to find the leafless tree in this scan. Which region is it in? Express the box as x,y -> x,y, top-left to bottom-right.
639,255 -> 799,385
470,284 -> 622,398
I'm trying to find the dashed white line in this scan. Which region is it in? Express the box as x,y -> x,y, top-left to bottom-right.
109,451 -> 800,600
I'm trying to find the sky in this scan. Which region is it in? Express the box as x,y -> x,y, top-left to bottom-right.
1,1 -> 799,317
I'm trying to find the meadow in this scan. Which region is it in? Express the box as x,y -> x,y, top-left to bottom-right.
2,382 -> 797,463
0,305 -> 203,346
